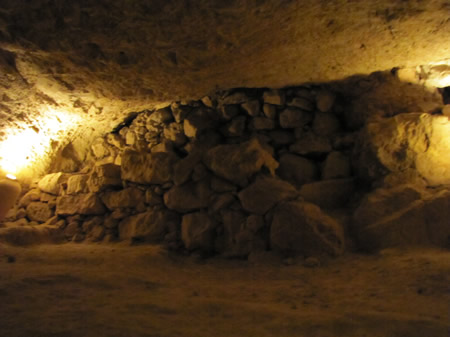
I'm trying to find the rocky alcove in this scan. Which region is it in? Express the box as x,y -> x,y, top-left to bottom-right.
0,1 -> 449,336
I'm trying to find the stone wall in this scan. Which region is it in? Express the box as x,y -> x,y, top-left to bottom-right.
2,74 -> 450,255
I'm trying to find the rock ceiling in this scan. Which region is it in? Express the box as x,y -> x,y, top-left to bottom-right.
0,0 -> 449,179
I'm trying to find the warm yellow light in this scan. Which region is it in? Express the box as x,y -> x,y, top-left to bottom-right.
0,107 -> 80,177
6,174 -> 17,180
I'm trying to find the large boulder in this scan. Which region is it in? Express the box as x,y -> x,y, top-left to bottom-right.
56,194 -> 106,216
121,150 -> 178,184
238,175 -> 298,215
289,132 -> 332,156
38,172 -> 70,195
181,212 -> 216,252
277,153 -> 318,187
270,201 -> 345,256
163,180 -> 212,213
354,186 -> 450,251
299,178 -> 355,209
101,187 -> 145,210
204,138 -> 278,185
87,164 -> 122,192
26,202 -> 53,223
118,210 -> 179,242
357,113 -> 450,185
173,150 -> 203,186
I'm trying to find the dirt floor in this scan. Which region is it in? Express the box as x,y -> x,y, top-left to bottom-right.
0,243 -> 448,337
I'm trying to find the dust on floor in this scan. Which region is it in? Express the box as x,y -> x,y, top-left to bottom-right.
0,243 -> 448,337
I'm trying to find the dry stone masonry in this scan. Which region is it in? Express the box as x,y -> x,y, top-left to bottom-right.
2,76 -> 450,256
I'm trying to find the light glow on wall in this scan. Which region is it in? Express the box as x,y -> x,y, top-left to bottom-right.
0,107 -> 80,178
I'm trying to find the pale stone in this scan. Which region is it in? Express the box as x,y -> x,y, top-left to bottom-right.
56,194 -> 106,216
163,122 -> 187,146
67,174 -> 89,195
106,133 -> 125,149
270,201 -> 345,256
101,187 -> 144,210
91,138 -> 110,159
204,138 -> 278,185
38,173 -> 70,195
299,178 -> 355,209
121,150 -> 177,184
222,92 -> 249,105
238,175 -> 298,215
26,202 -> 53,223
181,212 -> 216,252
277,153 -> 318,187
19,189 -> 41,207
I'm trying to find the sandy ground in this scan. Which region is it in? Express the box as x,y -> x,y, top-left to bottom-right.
0,243 -> 448,337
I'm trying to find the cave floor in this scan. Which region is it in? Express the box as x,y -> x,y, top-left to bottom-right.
0,244 -> 448,337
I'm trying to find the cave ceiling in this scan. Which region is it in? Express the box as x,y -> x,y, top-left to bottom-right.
0,0 -> 449,179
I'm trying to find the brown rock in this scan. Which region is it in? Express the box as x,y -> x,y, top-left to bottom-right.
164,180 -> 212,213
183,108 -> 216,138
299,178 -> 355,209
316,89 -> 336,113
238,175 -> 298,215
322,152 -> 351,180
251,117 -> 276,130
145,189 -> 163,206
56,194 -> 106,216
87,225 -> 106,242
263,104 -> 277,119
82,216 -> 103,233
270,201 -> 345,256
119,210 -> 179,242
220,104 -> 240,120
241,100 -> 260,117
312,112 -> 341,137
279,108 -> 312,129
87,164 -> 122,192
263,90 -> 285,105
101,187 -> 144,210
277,153 -> 318,187
67,174 -> 89,195
181,212 -> 216,252
163,122 -> 187,146
289,132 -> 332,156
121,150 -> 177,184
19,189 -> 41,207
173,150 -> 203,185
210,177 -> 236,193
204,138 -> 278,185
26,202 -> 53,223
222,116 -> 247,137
287,97 -> 314,111
268,130 -> 294,145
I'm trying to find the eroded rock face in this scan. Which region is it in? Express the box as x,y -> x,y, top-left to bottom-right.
56,194 -> 106,216
270,201 -> 345,256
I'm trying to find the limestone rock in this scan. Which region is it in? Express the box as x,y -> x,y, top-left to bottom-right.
171,103 -> 191,123
322,152 -> 351,180
91,138 -> 111,159
312,112 -> 341,137
87,164 -> 122,193
87,225 -> 106,242
279,108 -> 312,129
355,189 -> 450,251
277,153 -> 318,187
357,113 -> 450,185
163,122 -> 187,146
106,133 -> 125,149
173,150 -> 203,186
353,184 -> 423,228
19,189 -> 41,208
263,104 -> 277,119
241,100 -> 261,117
121,150 -> 177,184
251,117 -> 276,130
270,201 -> 345,256
184,109 -> 216,138
101,187 -> 145,210
316,89 -> 336,113
150,140 -> 174,154
238,175 -> 298,215
148,108 -> 173,125
38,173 -> 70,195
67,174 -> 89,195
181,212 -> 216,252
299,178 -> 355,209
287,97 -> 314,111
263,90 -> 285,106
290,132 -> 332,156
64,222 -> 80,239
26,202 -> 53,223
56,194 -> 106,216
82,216 -> 103,233
204,138 -> 278,185
222,116 -> 246,137
164,180 -> 212,213
119,210 -> 179,243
